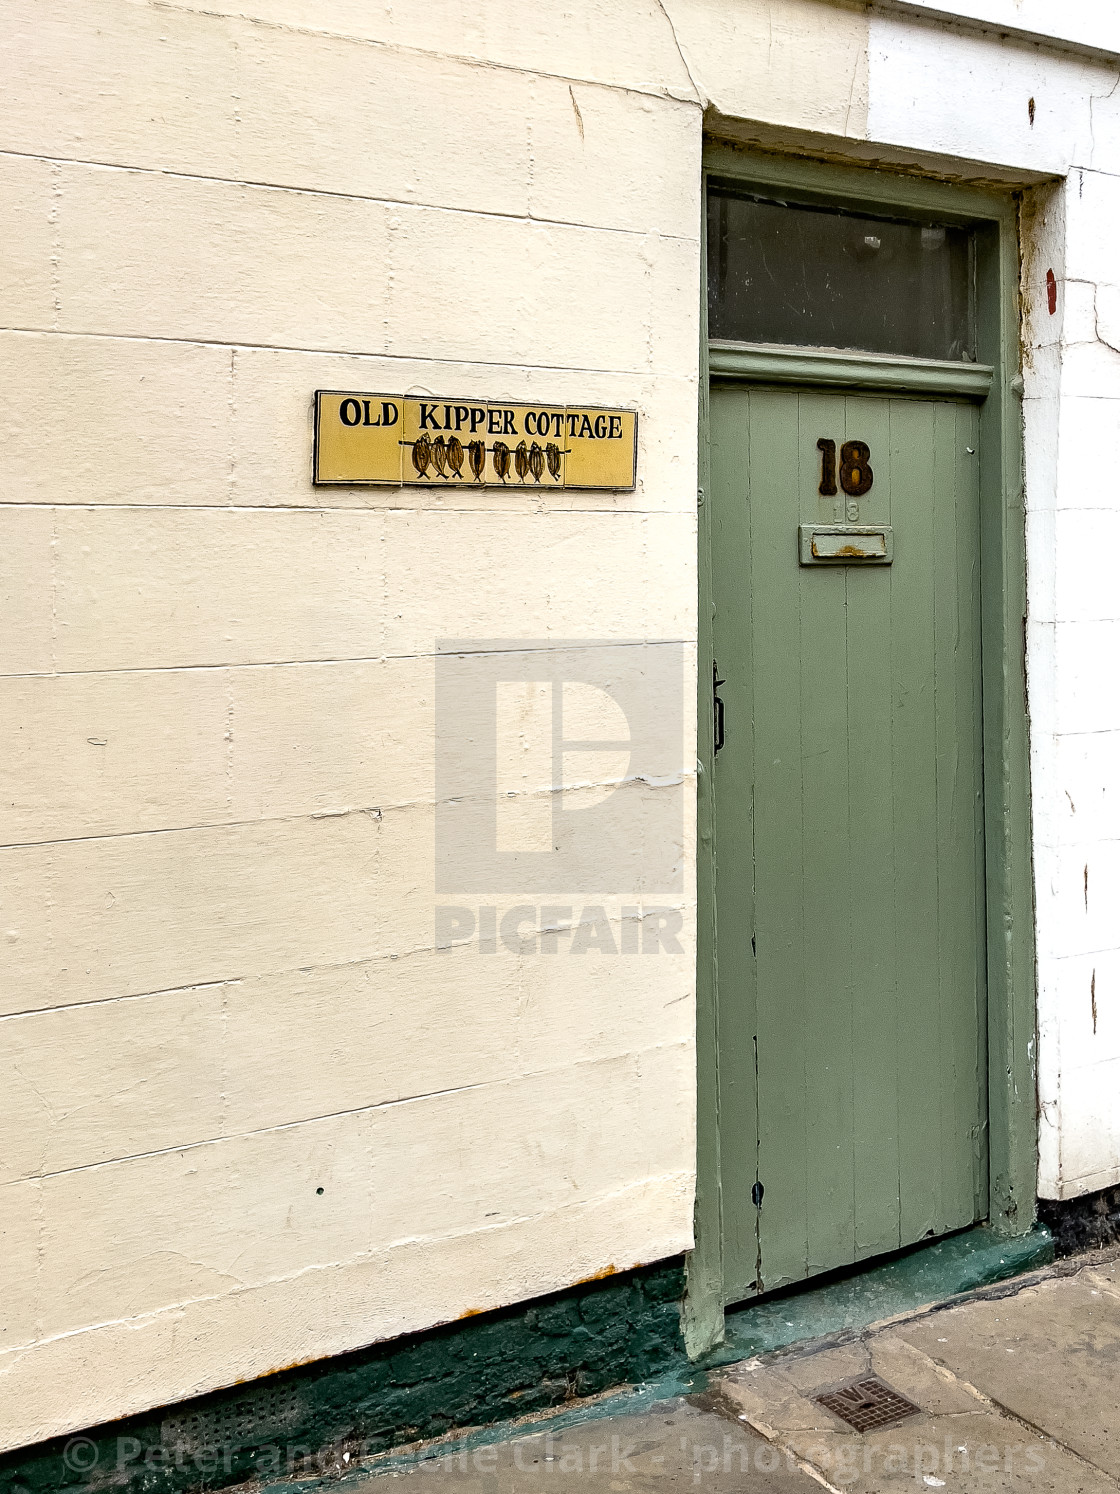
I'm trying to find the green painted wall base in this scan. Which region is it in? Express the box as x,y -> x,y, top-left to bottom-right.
0,1260 -> 685,1494
699,1224 -> 1054,1367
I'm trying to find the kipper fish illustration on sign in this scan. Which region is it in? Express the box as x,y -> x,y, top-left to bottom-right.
314,393 -> 638,489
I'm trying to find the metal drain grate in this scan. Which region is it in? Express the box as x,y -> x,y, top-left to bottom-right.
815,1375 -> 921,1434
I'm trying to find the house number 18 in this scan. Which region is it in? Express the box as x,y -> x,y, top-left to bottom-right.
817,438 -> 874,517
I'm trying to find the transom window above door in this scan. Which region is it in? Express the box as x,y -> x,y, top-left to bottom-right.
706,184 -> 976,363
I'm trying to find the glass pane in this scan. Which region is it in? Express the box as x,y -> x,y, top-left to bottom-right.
707,187 -> 974,361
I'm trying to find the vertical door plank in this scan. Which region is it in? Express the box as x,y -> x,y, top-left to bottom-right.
888,398 -> 945,1244
710,385 -> 760,1301
965,402 -> 991,1217
750,388 -> 811,1291
843,393 -> 902,1262
932,399 -> 987,1228
796,389 -> 857,1281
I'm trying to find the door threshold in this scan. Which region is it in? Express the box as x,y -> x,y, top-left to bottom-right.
698,1224 -> 1053,1368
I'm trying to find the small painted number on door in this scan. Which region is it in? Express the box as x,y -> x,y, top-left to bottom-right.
817,438 -> 874,497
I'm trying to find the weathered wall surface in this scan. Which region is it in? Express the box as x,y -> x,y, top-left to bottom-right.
0,0 -> 700,1451
4,0 -> 1120,1455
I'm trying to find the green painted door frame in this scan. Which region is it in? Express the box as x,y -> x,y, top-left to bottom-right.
685,143 -> 1037,1357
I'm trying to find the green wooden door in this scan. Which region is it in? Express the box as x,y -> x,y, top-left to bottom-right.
710,383 -> 988,1301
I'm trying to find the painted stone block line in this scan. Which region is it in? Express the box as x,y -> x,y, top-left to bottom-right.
2,66 -> 698,241
0,1259 -> 687,1494
0,332 -> 233,507
0,657 -> 431,844
54,162 -> 391,353
3,507 -> 694,674
0,154 -> 57,328
22,155 -> 699,371
0,666 -> 234,845
132,0 -> 699,102
0,958 -> 514,1182
0,980 -> 231,1185
3,1043 -> 694,1352
665,0 -> 870,138
527,77 -> 701,237
0,505 -> 55,675
0,338 -> 699,514
383,207 -> 698,373
0,1178 -> 692,1454
3,0 -> 694,234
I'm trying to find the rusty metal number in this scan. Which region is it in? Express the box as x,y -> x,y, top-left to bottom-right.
818,437 -> 873,497
839,441 -> 873,497
817,438 -> 837,496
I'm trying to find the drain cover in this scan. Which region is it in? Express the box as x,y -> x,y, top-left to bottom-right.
815,1375 -> 921,1433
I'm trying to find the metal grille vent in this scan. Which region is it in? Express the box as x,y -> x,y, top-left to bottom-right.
162,1385 -> 301,1453
815,1375 -> 920,1433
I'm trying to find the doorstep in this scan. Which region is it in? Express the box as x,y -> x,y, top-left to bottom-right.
699,1224 -> 1055,1369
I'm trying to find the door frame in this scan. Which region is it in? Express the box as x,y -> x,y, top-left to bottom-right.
685,143 -> 1037,1355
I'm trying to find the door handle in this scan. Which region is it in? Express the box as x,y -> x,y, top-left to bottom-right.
713,663 -> 726,753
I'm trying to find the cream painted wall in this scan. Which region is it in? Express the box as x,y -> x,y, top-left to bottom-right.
4,0 -> 1120,1455
0,0 -> 700,1450
662,0 -> 869,137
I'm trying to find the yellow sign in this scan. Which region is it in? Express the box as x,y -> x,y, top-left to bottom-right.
314,392 -> 637,490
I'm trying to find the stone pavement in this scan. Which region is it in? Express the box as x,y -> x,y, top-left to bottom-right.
360,1248 -> 1120,1492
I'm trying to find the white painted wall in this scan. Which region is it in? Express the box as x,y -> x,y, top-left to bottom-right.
3,0 -> 1120,1454
0,0 -> 700,1450
874,0 -> 1120,59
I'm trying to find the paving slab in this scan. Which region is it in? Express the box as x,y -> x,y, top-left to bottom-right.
714,1330 -> 1115,1491
1087,1257 -> 1120,1290
363,1400 -> 819,1494
897,1264 -> 1120,1477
